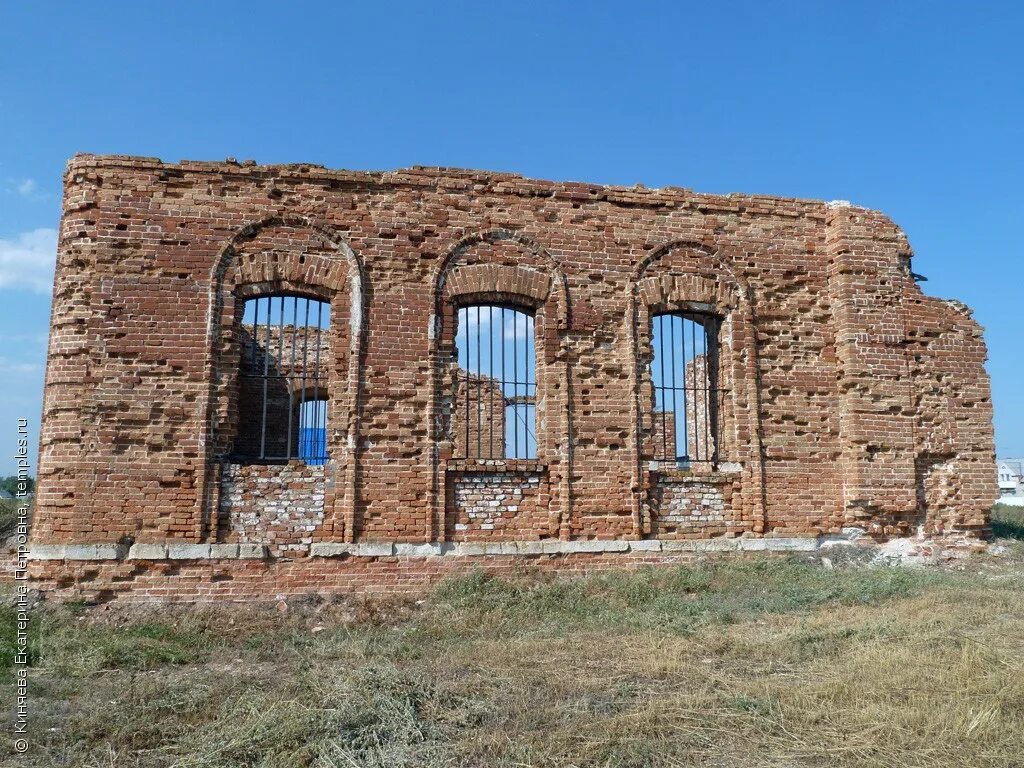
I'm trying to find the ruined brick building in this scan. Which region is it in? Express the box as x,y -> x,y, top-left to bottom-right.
28,155 -> 998,600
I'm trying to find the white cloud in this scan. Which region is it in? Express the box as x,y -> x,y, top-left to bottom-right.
5,331 -> 50,345
502,311 -> 532,342
0,357 -> 42,375
0,228 -> 57,293
4,177 -> 47,200
456,307 -> 534,342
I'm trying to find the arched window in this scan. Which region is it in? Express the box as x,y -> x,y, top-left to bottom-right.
235,294 -> 330,463
453,305 -> 536,459
649,311 -> 721,468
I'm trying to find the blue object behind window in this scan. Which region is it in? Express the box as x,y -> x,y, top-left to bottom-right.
298,400 -> 327,465
298,428 -> 327,465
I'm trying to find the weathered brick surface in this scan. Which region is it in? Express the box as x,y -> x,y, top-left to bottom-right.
448,468 -> 546,540
219,462 -> 325,555
29,155 -> 998,599
650,471 -> 742,538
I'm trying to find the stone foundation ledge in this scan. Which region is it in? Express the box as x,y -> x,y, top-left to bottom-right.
28,543 -> 269,561
27,531 -> 984,563
30,537 -> 821,562
308,538 -> 823,558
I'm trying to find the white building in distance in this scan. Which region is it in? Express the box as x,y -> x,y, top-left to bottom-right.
997,459 -> 1024,504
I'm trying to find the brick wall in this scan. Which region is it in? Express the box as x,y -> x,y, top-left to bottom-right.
649,471 -> 743,538
28,155 -> 998,600
219,462 -> 325,556
446,461 -> 549,540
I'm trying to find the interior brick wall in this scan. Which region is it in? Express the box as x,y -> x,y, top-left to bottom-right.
452,374 -> 506,459
29,154 -> 998,599
234,321 -> 331,459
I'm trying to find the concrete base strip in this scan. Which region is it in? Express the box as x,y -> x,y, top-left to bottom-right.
30,544 -> 127,561
31,537 -> 842,562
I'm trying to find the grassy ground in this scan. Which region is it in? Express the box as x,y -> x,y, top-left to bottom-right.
2,526 -> 1024,767
992,502 -> 1024,539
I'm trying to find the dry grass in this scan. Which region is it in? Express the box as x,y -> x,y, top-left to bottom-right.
2,553 -> 1024,767
992,502 -> 1024,540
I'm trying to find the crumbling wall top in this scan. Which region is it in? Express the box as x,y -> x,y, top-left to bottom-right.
65,152 -> 891,224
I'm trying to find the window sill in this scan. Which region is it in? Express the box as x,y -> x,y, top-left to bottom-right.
446,458 -> 547,474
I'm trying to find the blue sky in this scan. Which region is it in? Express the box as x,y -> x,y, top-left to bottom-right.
1,1 -> 1022,475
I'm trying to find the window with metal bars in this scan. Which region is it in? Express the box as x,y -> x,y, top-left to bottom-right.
235,294 -> 330,464
453,305 -> 537,459
649,311 -> 721,468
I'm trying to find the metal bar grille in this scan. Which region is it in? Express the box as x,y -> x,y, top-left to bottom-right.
453,305 -> 537,459
650,311 -> 721,468
237,295 -> 330,464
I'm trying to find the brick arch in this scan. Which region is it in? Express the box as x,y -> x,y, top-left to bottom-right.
443,263 -> 552,309
636,272 -> 740,313
199,216 -> 366,544
426,230 -> 573,541
212,215 -> 363,296
633,239 -> 740,281
628,241 -> 767,537
433,229 -> 569,326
